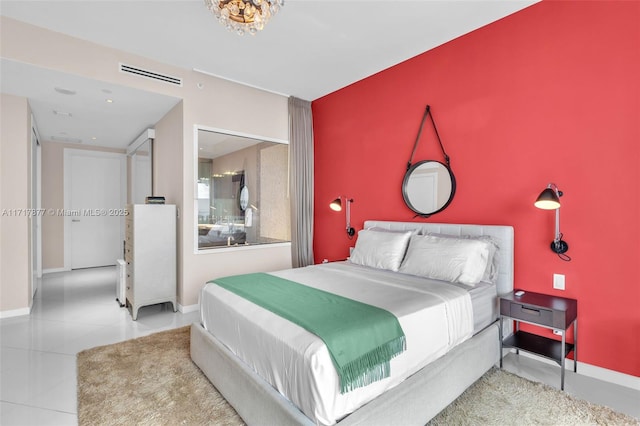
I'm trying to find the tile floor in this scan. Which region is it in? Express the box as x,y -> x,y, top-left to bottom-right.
1,267 -> 198,425
1,267 -> 638,425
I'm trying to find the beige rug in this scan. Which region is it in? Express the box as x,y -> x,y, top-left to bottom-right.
78,326 -> 638,425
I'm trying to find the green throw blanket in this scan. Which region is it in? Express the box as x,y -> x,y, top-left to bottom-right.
210,272 -> 406,393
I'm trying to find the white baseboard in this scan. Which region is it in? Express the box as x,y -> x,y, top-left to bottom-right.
577,360 -> 640,391
0,307 -> 31,319
42,267 -> 68,274
511,350 -> 640,391
178,303 -> 199,314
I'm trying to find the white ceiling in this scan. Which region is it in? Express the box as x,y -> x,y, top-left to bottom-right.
0,0 -> 539,149
0,58 -> 181,148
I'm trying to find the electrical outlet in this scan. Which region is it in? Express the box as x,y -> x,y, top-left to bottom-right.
553,273 -> 565,290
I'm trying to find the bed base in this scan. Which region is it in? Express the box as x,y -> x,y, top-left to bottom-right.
190,321 -> 500,425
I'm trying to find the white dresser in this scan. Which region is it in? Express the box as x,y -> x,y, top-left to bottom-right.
125,204 -> 177,320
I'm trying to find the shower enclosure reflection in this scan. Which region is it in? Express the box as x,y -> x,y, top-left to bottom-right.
196,128 -> 290,249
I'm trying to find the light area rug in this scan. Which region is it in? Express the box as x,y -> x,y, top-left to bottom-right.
77,326 -> 638,426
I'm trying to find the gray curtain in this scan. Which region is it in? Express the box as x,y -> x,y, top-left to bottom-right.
288,96 -> 314,267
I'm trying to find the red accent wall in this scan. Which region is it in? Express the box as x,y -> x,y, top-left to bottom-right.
312,1 -> 639,377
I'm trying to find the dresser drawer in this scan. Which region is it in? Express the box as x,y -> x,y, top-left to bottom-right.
508,302 -> 554,327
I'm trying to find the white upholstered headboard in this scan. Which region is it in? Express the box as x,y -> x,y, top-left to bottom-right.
363,221 -> 514,296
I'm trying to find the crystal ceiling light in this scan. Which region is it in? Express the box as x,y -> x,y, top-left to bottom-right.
204,0 -> 284,35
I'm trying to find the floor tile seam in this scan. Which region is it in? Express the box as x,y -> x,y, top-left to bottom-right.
23,376 -> 79,415
1,398 -> 77,416
0,316 -> 55,327
0,357 -> 77,383
42,324 -> 144,355
0,345 -> 78,360
0,345 -> 50,354
42,347 -> 88,357
11,317 -> 73,326
40,318 -> 128,329
41,346 -> 83,358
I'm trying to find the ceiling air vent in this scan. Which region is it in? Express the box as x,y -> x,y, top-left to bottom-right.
51,136 -> 82,144
119,63 -> 183,87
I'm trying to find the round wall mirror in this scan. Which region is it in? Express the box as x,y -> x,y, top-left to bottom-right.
239,186 -> 249,211
402,160 -> 456,216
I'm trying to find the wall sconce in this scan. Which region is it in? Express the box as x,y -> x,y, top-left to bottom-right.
534,183 -> 570,261
330,196 -> 355,238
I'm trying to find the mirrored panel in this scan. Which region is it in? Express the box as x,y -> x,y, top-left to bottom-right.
402,160 -> 456,216
129,139 -> 152,204
196,129 -> 290,249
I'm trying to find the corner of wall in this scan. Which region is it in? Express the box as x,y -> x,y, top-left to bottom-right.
0,93 -> 31,312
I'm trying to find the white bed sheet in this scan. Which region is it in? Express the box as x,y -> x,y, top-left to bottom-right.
449,280 -> 498,333
200,262 -> 479,425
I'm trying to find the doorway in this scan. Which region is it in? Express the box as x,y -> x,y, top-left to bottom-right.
64,149 -> 126,269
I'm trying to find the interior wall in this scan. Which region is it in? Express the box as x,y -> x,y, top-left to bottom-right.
0,93 -> 31,313
182,90 -> 290,308
152,101 -> 184,303
312,1 -> 639,378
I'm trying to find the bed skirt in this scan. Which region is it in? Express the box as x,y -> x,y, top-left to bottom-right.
190,321 -> 500,425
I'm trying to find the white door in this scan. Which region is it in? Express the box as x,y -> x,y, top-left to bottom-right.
405,171 -> 438,213
65,149 -> 125,269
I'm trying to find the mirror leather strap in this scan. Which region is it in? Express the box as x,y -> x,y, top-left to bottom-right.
407,105 -> 451,170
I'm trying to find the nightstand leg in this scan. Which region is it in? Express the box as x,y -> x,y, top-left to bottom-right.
561,330 -> 566,391
573,319 -> 578,373
515,321 -> 519,355
498,317 -> 503,368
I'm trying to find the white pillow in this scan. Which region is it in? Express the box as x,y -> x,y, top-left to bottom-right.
426,233 -> 500,284
476,236 -> 499,283
399,234 -> 491,286
349,229 -> 412,272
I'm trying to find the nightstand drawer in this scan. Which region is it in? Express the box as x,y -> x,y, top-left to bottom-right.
509,303 -> 554,327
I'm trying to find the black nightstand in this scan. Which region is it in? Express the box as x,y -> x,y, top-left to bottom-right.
499,290 -> 578,390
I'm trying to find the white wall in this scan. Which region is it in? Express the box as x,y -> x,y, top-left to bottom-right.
0,93 -> 32,315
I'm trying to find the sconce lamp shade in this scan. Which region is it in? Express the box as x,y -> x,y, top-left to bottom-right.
535,187 -> 561,210
534,183 -> 570,260
329,196 -> 355,238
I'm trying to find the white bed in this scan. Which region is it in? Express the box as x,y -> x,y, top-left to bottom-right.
191,221 -> 514,425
